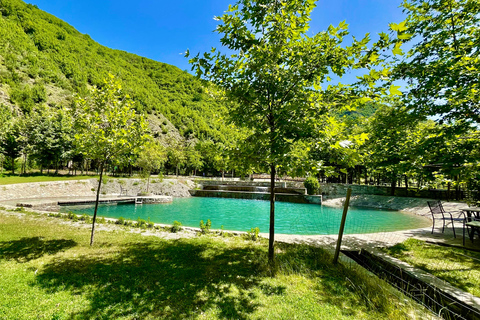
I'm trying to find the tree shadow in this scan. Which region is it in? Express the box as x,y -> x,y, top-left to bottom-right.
35,239 -> 284,319
0,237 -> 77,262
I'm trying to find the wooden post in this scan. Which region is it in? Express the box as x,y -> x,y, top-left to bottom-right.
333,188 -> 352,264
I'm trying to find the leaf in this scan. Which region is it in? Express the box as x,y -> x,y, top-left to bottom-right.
390,21 -> 407,32
392,42 -> 403,56
397,33 -> 413,40
389,84 -> 402,96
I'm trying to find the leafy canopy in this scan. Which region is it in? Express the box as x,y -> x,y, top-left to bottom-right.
71,74 -> 149,165
189,0 -> 389,169
394,0 -> 480,126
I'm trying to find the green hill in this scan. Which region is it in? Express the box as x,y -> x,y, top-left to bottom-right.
0,0 -> 233,145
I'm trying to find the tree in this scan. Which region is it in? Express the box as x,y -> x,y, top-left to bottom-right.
185,145 -> 203,176
362,103 -> 422,195
189,0 -> 390,263
0,121 -> 21,175
0,104 -> 14,174
394,0 -> 480,127
135,140 -> 167,193
167,144 -> 186,177
71,74 -> 149,246
25,106 -> 73,174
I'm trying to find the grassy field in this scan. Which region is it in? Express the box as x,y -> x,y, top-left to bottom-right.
384,238 -> 480,298
0,173 -> 96,185
0,209 -> 433,319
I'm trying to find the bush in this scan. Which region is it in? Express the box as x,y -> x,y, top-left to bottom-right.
136,218 -> 147,229
246,227 -> 260,241
200,219 -> 211,234
171,220 -> 182,233
115,217 -> 125,225
304,176 -> 320,195
147,218 -> 154,228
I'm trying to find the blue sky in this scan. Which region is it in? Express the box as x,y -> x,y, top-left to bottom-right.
27,0 -> 406,74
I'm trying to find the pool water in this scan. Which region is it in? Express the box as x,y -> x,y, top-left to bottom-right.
61,197 -> 430,235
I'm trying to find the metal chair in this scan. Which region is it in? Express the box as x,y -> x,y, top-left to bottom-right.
427,200 -> 465,238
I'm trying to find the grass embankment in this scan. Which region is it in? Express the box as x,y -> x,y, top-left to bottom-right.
384,238 -> 480,297
0,173 -> 95,185
0,210 -> 429,320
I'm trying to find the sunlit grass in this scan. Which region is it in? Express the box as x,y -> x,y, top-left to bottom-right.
383,238 -> 480,297
0,173 -> 95,185
0,211 -> 430,319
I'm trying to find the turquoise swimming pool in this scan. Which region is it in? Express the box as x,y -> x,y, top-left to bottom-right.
61,197 -> 430,235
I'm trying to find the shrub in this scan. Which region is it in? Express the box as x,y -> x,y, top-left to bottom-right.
67,212 -> 79,222
80,214 -> 91,223
137,218 -> 147,229
115,217 -> 125,225
304,176 -> 320,195
147,218 -> 154,228
200,219 -> 211,234
171,220 -> 182,233
246,227 -> 260,241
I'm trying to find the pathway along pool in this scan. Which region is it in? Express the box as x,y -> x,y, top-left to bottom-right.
61,197 -> 430,235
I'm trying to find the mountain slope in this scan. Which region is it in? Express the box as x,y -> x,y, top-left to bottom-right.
0,0 -> 234,145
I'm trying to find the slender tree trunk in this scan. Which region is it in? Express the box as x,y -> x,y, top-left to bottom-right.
269,163 -> 276,265
146,175 -> 150,194
405,175 -> 409,196
11,157 -> 14,175
90,161 -> 104,246
391,178 -> 396,196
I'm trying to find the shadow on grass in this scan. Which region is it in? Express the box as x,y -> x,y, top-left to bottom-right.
0,237 -> 77,262
35,239 -> 280,319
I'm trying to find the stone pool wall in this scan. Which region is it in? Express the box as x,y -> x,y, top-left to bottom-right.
0,178 -> 195,201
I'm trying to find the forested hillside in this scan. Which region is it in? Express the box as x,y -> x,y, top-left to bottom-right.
0,0 -> 234,145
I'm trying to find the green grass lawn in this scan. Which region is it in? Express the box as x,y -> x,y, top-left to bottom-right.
0,173 -> 96,185
383,238 -> 480,298
0,210 -> 429,320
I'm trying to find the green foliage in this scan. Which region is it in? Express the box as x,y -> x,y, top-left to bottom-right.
67,212 -> 79,222
79,214 -> 91,223
0,0 -> 240,145
189,0 -> 393,261
136,218 -> 147,229
136,140 -> 167,193
171,220 -> 182,233
393,0 -> 480,127
72,75 -> 149,165
304,176 -> 320,195
115,217 -> 125,225
199,219 -> 211,234
246,227 -> 260,241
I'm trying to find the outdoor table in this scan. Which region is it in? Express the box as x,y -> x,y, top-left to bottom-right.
461,207 -> 480,220
461,208 -> 480,245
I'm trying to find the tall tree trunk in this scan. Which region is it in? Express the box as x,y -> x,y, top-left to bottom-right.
146,175 -> 150,194
11,157 -> 15,175
90,161 -> 104,246
269,163 -> 276,265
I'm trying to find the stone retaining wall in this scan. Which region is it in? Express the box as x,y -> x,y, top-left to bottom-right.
0,178 -> 195,201
321,183 -> 464,200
